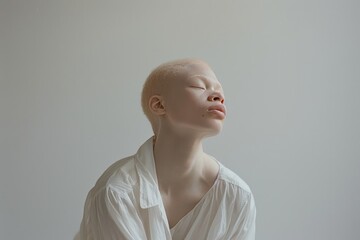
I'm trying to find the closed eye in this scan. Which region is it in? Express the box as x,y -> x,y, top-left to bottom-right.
190,86 -> 206,90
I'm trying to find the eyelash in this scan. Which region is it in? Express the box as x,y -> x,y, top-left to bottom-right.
191,86 -> 206,90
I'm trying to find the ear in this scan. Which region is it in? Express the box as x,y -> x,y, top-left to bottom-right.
149,95 -> 166,116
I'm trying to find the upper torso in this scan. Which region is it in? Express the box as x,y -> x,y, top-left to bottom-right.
76,137 -> 256,240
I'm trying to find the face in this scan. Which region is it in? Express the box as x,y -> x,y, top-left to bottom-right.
162,61 -> 226,137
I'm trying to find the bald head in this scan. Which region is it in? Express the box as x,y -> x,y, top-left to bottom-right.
141,58 -> 210,134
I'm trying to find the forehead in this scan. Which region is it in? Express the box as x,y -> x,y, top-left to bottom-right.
177,62 -> 222,86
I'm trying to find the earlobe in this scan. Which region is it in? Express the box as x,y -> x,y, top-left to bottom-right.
149,95 -> 166,116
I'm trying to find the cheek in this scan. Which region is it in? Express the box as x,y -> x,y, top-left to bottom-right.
164,90 -> 206,119
167,100 -> 203,121
168,92 -> 201,108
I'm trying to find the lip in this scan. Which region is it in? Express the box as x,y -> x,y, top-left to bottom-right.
207,104 -> 226,116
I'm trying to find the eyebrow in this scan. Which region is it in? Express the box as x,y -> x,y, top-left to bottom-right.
189,75 -> 223,91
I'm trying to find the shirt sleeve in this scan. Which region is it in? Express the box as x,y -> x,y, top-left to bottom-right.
228,191 -> 257,240
77,186 -> 147,240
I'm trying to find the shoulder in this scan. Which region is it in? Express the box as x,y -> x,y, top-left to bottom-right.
207,154 -> 252,193
206,154 -> 253,198
215,162 -> 256,212
86,137 -> 155,199
218,163 -> 252,195
89,154 -> 138,197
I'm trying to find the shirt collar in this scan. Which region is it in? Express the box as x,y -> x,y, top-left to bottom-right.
135,136 -> 162,209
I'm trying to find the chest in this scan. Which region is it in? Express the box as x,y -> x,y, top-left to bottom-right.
161,191 -> 205,229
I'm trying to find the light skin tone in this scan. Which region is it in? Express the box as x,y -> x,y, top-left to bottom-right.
148,60 -> 226,228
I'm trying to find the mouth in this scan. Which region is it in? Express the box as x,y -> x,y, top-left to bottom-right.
207,105 -> 226,118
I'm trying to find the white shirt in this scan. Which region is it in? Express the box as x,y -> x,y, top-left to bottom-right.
76,137 -> 256,240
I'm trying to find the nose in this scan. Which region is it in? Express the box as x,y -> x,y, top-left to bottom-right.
207,91 -> 225,104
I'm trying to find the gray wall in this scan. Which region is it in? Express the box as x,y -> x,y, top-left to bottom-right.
1,1 -> 359,239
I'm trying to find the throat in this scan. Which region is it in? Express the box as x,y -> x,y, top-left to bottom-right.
159,159 -> 220,229
154,147 -> 221,229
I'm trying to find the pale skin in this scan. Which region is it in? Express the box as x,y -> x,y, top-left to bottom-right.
148,60 -> 226,228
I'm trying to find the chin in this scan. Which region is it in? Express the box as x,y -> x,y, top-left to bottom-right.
203,124 -> 223,137
176,120 -> 224,137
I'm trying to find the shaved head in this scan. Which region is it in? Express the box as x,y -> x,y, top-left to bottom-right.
141,58 -> 209,135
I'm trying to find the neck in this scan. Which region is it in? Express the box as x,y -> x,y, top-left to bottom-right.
153,132 -> 205,190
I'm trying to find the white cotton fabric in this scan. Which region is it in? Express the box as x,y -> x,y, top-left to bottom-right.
75,137 -> 256,240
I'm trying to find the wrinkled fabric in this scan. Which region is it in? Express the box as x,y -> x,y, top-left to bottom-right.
75,137 -> 256,240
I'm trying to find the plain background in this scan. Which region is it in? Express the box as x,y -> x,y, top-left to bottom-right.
1,0 -> 359,239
